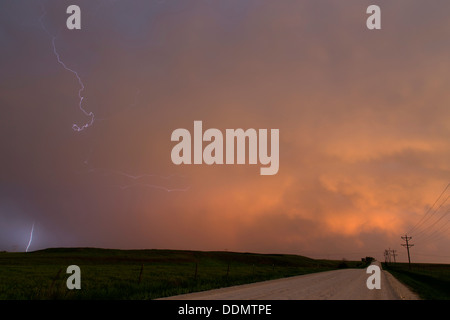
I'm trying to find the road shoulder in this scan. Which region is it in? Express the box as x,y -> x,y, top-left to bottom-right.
382,270 -> 420,300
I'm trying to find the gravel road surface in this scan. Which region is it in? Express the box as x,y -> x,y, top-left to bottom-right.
161,262 -> 419,300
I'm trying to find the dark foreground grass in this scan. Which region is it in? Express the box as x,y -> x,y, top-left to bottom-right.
383,262 -> 450,300
0,248 -> 366,300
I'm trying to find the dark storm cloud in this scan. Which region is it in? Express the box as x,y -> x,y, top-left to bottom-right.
1,1 -> 449,262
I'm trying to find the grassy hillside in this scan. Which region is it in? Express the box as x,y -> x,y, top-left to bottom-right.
383,262 -> 450,300
0,248 -> 366,300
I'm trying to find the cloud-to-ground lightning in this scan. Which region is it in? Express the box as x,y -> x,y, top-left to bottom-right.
39,2 -> 94,132
25,222 -> 35,253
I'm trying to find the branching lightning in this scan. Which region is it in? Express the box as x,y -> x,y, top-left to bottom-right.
39,2 -> 94,132
26,222 -> 35,253
51,36 -> 95,132
38,2 -> 190,193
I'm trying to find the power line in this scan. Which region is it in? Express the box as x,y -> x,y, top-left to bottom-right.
414,207 -> 450,242
416,214 -> 450,244
422,227 -> 450,245
408,183 -> 449,235
412,194 -> 449,239
406,183 -> 450,247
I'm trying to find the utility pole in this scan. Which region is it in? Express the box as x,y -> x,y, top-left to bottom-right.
401,235 -> 414,269
384,249 -> 389,264
391,249 -> 397,263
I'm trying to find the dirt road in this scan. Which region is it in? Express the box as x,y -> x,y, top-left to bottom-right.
161,262 -> 419,300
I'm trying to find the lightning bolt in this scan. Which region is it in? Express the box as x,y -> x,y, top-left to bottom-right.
79,86 -> 190,193
39,2 -> 94,132
38,2 -> 189,193
26,222 -> 35,253
51,36 -> 94,132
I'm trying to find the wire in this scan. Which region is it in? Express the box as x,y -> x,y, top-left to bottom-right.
420,221 -> 450,245
408,183 -> 449,235
414,206 -> 450,241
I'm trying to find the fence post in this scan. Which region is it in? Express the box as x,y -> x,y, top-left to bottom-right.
138,264 -> 144,284
194,263 -> 198,281
49,268 -> 63,294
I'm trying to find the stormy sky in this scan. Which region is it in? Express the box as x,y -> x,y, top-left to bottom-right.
1,0 -> 450,263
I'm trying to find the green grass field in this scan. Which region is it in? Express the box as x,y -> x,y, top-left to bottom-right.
0,248 -> 367,300
383,262 -> 450,300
